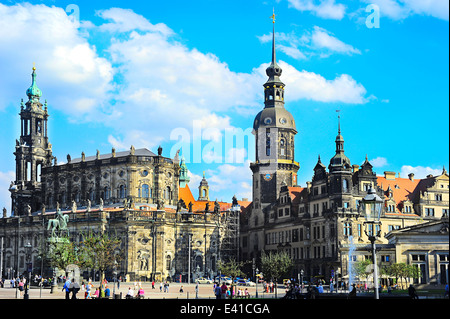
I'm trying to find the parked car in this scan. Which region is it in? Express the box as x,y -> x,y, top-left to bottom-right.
197,277 -> 213,284
245,280 -> 256,287
236,279 -> 247,286
215,276 -> 232,285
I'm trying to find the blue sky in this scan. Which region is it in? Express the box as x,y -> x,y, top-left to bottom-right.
0,0 -> 448,213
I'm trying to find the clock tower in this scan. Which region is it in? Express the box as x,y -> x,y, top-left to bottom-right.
250,15 -> 299,227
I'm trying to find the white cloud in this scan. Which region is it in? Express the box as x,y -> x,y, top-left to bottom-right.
288,0 -> 347,20
0,3 -> 369,172
400,165 -> 443,179
258,27 -> 361,60
311,27 -> 361,55
361,0 -> 449,21
276,62 -> 368,104
370,156 -> 388,167
0,3 -> 114,116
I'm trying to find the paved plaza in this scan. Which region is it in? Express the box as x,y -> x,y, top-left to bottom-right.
0,281 -> 283,300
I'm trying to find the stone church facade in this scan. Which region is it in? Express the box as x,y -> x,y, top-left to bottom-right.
1,67 -> 240,282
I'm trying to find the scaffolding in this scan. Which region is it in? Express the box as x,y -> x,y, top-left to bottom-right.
219,204 -> 241,262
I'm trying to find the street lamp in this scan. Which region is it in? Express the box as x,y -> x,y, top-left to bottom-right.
361,187 -> 383,299
255,268 -> 259,298
23,242 -> 32,299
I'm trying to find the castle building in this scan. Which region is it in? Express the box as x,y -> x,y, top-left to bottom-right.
240,20 -> 449,287
1,68 -> 244,282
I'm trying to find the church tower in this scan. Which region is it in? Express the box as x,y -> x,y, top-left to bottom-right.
328,114 -> 353,209
198,172 -> 210,201
250,14 -> 299,214
10,66 -> 53,215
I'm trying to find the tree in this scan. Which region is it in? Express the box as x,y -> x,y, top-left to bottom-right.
354,259 -> 372,282
217,258 -> 247,299
46,236 -> 78,278
261,251 -> 293,298
76,231 -> 123,286
384,263 -> 420,289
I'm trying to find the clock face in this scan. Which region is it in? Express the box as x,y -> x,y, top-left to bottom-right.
264,117 -> 272,125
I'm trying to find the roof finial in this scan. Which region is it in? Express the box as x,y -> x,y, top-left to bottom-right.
270,8 -> 276,64
336,109 -> 341,134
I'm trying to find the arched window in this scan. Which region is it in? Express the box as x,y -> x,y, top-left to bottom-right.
343,179 -> 349,192
164,186 -> 171,200
103,186 -> 110,200
166,255 -> 172,270
194,255 -> 203,271
89,188 -> 94,201
141,184 -> 150,198
119,185 -> 126,199
280,138 -> 286,156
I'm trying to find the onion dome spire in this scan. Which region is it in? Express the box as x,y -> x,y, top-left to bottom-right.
26,64 -> 42,100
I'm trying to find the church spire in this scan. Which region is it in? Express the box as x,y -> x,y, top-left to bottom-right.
264,9 -> 285,109
271,8 -> 276,65
26,64 -> 42,100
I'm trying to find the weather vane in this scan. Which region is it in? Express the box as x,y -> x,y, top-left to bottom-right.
270,8 -> 276,23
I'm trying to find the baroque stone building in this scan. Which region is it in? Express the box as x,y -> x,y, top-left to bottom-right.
240,22 -> 449,287
1,67 -> 243,282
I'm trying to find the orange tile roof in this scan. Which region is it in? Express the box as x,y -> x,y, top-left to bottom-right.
377,176 -> 421,212
178,185 -> 248,213
288,186 -> 305,205
178,184 -> 196,204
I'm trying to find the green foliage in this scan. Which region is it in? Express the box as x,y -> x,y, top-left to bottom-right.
45,231 -> 123,281
354,259 -> 373,279
382,263 -> 421,288
77,231 -> 123,273
46,236 -> 78,273
217,258 -> 247,280
260,250 -> 293,282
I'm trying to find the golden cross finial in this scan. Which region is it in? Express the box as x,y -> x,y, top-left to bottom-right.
270,8 -> 276,23
32,62 -> 36,71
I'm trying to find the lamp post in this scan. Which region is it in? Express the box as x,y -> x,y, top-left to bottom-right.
23,242 -> 32,299
361,187 -> 383,299
255,267 -> 259,298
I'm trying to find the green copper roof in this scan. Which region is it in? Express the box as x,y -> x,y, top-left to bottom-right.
26,67 -> 42,99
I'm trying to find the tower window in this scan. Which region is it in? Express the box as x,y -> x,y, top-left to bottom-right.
141,184 -> 150,198
266,129 -> 271,156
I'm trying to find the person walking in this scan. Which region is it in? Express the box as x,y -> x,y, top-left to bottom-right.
348,284 -> 357,299
69,278 -> 80,299
408,284 -> 419,299
63,278 -> 71,300
214,283 -> 221,299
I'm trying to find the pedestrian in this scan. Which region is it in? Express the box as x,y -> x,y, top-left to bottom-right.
444,283 -> 449,298
214,283 -> 221,299
348,284 -> 356,299
408,284 -> 419,299
160,282 -> 163,292
220,282 -> 227,299
86,281 -> 92,299
126,287 -> 134,299
179,285 -> 184,293
317,283 -> 324,294
152,280 -> 155,289
69,278 -> 80,299
62,278 -> 71,300
137,286 -> 145,299
18,278 -> 24,298
104,285 -> 111,298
